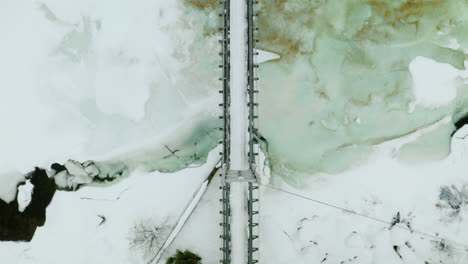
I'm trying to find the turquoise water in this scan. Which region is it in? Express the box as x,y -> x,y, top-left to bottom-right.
176,0 -> 468,185
90,117 -> 222,186
254,0 -> 468,185
87,1 -> 223,185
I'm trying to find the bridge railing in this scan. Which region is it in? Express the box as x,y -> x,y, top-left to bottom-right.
247,0 -> 259,169
219,0 -> 231,169
247,0 -> 260,263
219,183 -> 231,264
219,1 -> 232,263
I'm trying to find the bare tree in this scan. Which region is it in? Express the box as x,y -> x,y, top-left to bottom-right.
129,218 -> 171,261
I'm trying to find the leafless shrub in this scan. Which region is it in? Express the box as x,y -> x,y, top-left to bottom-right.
436,185 -> 468,221
129,218 -> 172,260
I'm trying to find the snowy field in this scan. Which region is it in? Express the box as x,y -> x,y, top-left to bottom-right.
0,147 -> 221,264
160,173 -> 223,264
4,1 -> 468,264
253,1 -> 468,262
0,0 -> 222,263
253,54 -> 468,264
258,131 -> 468,264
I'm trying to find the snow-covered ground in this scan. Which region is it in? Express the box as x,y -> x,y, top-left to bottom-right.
409,56 -> 465,112
0,147 -> 221,264
0,0 -> 223,262
257,127 -> 468,264
251,57 -> 468,263
152,174 -> 210,263
160,173 -> 224,264
5,1 -> 468,264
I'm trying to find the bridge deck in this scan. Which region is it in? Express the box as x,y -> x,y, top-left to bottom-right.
219,0 -> 259,264
223,169 -> 257,183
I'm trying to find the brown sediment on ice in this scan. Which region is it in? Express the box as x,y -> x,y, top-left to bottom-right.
256,0 -> 467,60
256,0 -> 317,60
255,0 -> 468,181
184,0 -> 220,37
185,0 -> 218,11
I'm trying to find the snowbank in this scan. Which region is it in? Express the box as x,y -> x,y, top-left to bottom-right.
17,180 -> 34,213
259,128 -> 468,264
0,147 -> 221,264
0,172 -> 25,204
409,56 -> 462,111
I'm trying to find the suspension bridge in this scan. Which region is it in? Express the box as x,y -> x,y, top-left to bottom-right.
218,0 -> 260,263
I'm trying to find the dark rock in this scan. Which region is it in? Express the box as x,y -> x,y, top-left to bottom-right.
389,212 -> 400,230
0,168 -> 56,241
452,115 -> 468,136
393,245 -> 403,259
51,163 -> 67,173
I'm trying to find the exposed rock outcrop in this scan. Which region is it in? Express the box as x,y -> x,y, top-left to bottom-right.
0,168 -> 56,241
51,159 -> 101,191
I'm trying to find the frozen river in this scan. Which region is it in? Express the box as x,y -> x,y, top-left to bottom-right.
3,1 -> 468,264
